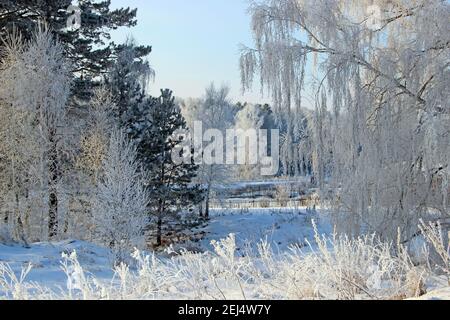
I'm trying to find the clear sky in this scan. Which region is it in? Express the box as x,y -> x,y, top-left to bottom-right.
110,0 -> 270,104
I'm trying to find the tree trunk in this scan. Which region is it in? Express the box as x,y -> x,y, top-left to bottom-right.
205,198 -> 210,219
15,193 -> 24,237
156,216 -> 162,246
205,184 -> 211,219
48,133 -> 58,239
199,202 -> 204,218
48,185 -> 58,238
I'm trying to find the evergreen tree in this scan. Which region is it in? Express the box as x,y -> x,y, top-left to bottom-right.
127,90 -> 203,246
0,0 -> 151,102
107,37 -> 154,126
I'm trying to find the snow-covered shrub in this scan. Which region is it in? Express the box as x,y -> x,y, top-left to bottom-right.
0,262 -> 33,300
244,221 -> 427,300
1,223 -> 445,300
61,251 -> 104,300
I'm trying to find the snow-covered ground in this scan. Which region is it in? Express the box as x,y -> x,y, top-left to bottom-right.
0,208 -> 448,300
0,240 -> 114,290
411,287 -> 450,300
198,208 -> 331,252
0,208 -> 327,288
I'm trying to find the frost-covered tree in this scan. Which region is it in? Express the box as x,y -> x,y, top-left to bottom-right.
128,90 -> 203,246
202,84 -> 238,128
234,103 -> 266,180
77,87 -> 115,184
0,29 -> 30,240
0,26 -> 71,239
91,130 -> 149,261
180,84 -> 237,218
241,0 -> 450,240
62,86 -> 117,240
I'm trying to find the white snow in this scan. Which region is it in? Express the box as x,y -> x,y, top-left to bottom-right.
0,208 -> 328,290
0,240 -> 113,289
0,209 -> 448,300
410,287 -> 450,300
198,208 -> 331,252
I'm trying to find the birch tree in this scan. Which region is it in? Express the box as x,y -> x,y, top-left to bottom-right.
241,0 -> 450,240
0,26 -> 71,239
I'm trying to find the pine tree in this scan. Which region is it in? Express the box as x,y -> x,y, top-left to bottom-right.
106,37 -> 154,126
0,0 -> 151,102
127,90 -> 203,246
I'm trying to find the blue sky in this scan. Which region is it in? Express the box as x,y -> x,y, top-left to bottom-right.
110,0 -> 270,103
